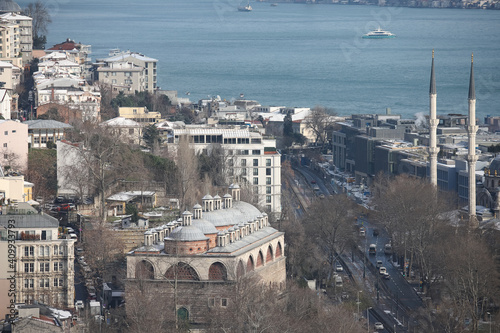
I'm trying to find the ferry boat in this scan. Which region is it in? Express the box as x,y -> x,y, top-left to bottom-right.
238,2 -> 253,11
362,27 -> 396,39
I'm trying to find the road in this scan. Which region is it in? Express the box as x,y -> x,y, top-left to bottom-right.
287,162 -> 425,332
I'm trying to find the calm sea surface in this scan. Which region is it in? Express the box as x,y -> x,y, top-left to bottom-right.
18,0 -> 500,121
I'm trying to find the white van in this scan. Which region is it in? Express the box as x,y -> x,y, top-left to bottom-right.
334,275 -> 343,288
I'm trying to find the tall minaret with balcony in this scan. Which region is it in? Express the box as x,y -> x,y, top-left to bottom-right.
467,54 -> 478,227
429,50 -> 439,188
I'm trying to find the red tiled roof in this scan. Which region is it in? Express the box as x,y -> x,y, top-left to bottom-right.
48,42 -> 76,51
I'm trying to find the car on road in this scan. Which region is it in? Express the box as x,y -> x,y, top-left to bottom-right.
311,180 -> 316,184
335,263 -> 343,272
382,272 -> 390,280
373,228 -> 379,236
75,300 -> 84,310
379,267 -> 387,275
376,260 -> 383,268
374,322 -> 384,330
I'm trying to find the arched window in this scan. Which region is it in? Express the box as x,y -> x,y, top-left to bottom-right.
247,256 -> 254,272
256,251 -> 264,267
266,245 -> 273,263
209,262 -> 227,281
136,260 -> 154,280
177,307 -> 189,321
237,260 -> 245,278
276,242 -> 282,257
165,263 -> 199,281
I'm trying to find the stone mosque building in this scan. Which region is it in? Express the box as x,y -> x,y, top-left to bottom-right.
126,184 -> 286,326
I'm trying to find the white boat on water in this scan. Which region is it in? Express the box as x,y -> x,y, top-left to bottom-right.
238,2 -> 252,11
362,27 -> 396,39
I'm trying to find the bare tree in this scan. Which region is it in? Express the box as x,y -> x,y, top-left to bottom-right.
305,105 -> 337,149
23,1 -> 52,49
83,224 -> 125,282
440,232 -> 499,333
175,135 -> 199,211
303,194 -> 358,282
371,173 -> 453,292
65,122 -> 127,220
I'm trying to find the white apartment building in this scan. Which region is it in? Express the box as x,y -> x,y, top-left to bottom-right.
0,18 -> 21,67
0,212 -> 75,319
0,12 -> 32,65
96,50 -> 158,93
96,61 -> 144,94
168,127 -> 281,217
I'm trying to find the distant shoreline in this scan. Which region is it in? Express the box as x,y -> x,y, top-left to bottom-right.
258,0 -> 500,10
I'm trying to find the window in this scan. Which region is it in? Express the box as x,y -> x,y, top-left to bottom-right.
208,298 -> 215,307
241,159 -> 246,167
129,128 -> 134,135
252,150 -> 261,155
221,298 -> 228,307
253,159 -> 258,167
112,79 -> 117,84
242,168 -> 247,176
26,246 -> 34,256
40,262 -> 49,272
253,168 -> 258,176
54,245 -> 58,255
253,177 -> 258,185
266,186 -> 271,194
266,177 -> 271,185
266,168 -> 271,176
29,279 -> 34,288
24,263 -> 29,273
266,158 -> 271,166
4,131 -> 7,135
3,154 -> 7,159
266,195 -> 272,203
3,143 -> 6,148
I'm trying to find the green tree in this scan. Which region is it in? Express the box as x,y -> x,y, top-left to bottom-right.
26,149 -> 57,200
23,1 -> 52,49
38,107 -> 63,122
142,124 -> 161,153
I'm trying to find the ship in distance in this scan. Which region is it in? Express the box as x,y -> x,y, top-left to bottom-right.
362,27 -> 396,39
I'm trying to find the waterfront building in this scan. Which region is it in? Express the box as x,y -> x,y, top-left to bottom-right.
163,125 -> 281,217
0,12 -> 32,65
0,209 -> 75,320
0,18 -> 21,67
126,185 -> 285,327
95,50 -> 158,93
118,106 -> 163,124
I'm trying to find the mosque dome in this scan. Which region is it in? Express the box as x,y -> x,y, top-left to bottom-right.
192,219 -> 218,234
0,0 -> 21,13
167,226 -> 208,241
489,155 -> 500,175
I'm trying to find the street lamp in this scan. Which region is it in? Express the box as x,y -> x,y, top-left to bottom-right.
357,290 -> 362,320
367,307 -> 372,333
487,312 -> 492,333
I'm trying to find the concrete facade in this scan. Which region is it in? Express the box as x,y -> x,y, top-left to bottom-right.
0,120 -> 27,171
0,213 -> 75,320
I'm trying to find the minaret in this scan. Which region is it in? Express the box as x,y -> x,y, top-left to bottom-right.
429,50 -> 439,188
467,53 -> 478,227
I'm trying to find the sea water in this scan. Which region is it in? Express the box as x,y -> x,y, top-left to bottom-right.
18,0 -> 500,121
